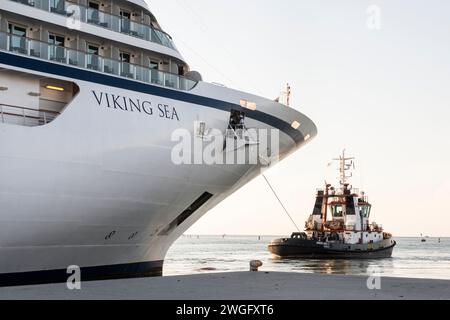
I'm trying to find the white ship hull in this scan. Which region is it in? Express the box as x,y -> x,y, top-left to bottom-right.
0,51 -> 316,286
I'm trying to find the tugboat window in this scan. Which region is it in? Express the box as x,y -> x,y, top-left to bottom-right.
360,205 -> 371,218
331,205 -> 344,218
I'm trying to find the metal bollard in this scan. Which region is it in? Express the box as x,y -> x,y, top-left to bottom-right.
250,260 -> 263,272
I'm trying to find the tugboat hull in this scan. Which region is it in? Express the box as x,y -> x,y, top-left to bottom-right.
268,239 -> 396,259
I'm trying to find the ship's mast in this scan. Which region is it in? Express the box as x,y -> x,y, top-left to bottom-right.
322,184 -> 331,232
333,150 -> 355,186
286,83 -> 291,107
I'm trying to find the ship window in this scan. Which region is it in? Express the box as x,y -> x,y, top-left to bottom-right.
7,23 -> 27,54
149,60 -> 159,70
88,1 -> 99,10
331,205 -> 343,218
8,23 -> 27,37
87,44 -> 99,55
49,34 -> 65,47
360,205 -> 371,218
120,52 -> 131,63
120,10 -> 131,19
178,65 -> 184,76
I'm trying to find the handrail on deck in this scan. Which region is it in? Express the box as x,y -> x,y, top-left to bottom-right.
7,0 -> 177,50
0,103 -> 60,126
0,31 -> 198,91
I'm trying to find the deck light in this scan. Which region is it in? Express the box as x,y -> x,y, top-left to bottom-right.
45,85 -> 65,91
240,99 -> 257,111
291,121 -> 301,129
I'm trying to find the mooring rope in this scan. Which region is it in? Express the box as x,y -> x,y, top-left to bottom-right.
262,174 -> 301,232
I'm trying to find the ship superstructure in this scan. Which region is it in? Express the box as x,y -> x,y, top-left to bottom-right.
0,0 -> 317,285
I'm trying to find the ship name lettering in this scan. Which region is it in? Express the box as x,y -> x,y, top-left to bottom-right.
92,90 -> 179,121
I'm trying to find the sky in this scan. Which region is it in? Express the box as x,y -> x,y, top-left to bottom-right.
148,0 -> 450,237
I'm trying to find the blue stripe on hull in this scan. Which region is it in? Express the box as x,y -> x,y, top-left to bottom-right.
0,52 -> 304,144
0,261 -> 163,287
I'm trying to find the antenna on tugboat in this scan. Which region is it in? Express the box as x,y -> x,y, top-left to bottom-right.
333,149 -> 355,186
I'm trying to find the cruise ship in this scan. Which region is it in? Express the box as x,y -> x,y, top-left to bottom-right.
0,0 -> 317,286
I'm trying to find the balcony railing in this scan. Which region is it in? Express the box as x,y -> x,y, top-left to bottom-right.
8,0 -> 177,50
0,103 -> 59,126
0,32 -> 197,91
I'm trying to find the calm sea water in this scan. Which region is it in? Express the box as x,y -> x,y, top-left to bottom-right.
164,236 -> 450,280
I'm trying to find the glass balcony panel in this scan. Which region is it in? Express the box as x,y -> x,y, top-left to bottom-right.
86,54 -> 102,71
9,35 -> 28,54
9,0 -> 177,50
110,14 -> 121,33
150,29 -> 163,46
29,40 -> 42,58
150,69 -> 164,86
0,33 -> 8,51
120,62 -> 134,79
186,79 -> 196,90
87,8 -> 109,28
50,0 -> 68,15
1,31 -> 196,91
34,0 -> 48,10
67,48 -> 83,67
140,66 -> 150,83
49,45 -> 67,63
179,78 -> 187,91
103,58 -> 119,75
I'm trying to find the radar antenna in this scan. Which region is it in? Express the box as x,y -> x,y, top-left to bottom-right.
333,149 -> 355,185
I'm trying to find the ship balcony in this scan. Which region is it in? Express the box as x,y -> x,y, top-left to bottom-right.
0,103 -> 59,126
0,67 -> 78,127
0,32 -> 197,91
8,0 -> 177,51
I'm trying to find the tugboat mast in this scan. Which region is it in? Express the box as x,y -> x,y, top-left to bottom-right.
334,150 -> 355,186
322,184 -> 331,232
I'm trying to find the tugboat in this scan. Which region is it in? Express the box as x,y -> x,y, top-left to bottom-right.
268,151 -> 396,259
